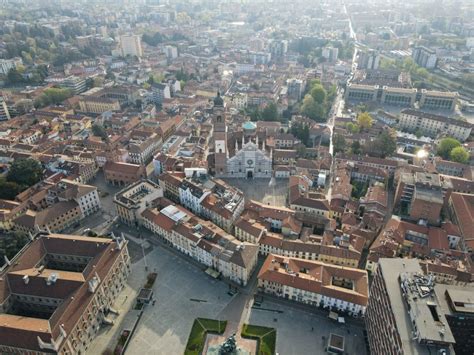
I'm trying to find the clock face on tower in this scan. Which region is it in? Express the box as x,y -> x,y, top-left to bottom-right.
247,159 -> 254,166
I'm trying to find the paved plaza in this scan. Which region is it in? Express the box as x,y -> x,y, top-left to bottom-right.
121,246 -> 236,355
248,300 -> 368,355
223,178 -> 288,206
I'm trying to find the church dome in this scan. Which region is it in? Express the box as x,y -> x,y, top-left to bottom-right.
242,121 -> 257,131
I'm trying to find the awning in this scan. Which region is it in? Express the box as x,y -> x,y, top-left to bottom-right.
205,268 -> 221,279
329,311 -> 339,321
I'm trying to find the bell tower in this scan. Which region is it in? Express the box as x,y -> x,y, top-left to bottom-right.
213,91 -> 227,176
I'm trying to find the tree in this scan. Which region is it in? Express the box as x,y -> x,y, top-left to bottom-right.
92,124 -> 108,141
351,141 -> 362,154
310,84 -> 326,104
0,178 -> 22,200
346,122 -> 360,134
333,134 -> 346,154
437,138 -> 461,160
248,107 -> 261,122
0,231 -> 29,266
35,88 -> 73,108
6,68 -> 24,85
291,123 -> 310,147
262,102 -> 278,121
449,146 -> 469,164
357,112 -> 373,130
7,158 -> 43,188
366,130 -> 397,158
301,94 -> 325,122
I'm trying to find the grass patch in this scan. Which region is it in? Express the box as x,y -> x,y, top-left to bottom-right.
241,324 -> 276,355
184,318 -> 227,355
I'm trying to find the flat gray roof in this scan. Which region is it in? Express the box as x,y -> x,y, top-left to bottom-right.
378,259 -> 455,355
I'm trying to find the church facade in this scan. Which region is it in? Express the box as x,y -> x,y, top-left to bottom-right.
225,138 -> 273,179
212,93 -> 273,179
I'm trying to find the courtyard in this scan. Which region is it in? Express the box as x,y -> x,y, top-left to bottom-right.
222,177 -> 288,206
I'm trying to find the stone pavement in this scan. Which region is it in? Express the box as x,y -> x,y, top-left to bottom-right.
88,258 -> 147,354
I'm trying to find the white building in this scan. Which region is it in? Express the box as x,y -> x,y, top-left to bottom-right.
119,35 -> 143,58
0,57 -> 23,75
47,179 -> 101,218
114,180 -> 164,226
178,179 -> 211,215
399,109 -> 472,141
0,96 -> 11,121
141,205 -> 259,286
165,45 -> 178,59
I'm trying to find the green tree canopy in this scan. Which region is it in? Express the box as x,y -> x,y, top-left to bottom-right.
357,112 -> 373,130
7,158 -> 43,187
346,122 -> 360,134
366,129 -> 397,158
0,231 -> 29,265
449,146 -> 469,164
351,141 -> 362,154
333,134 -> 346,154
0,178 -> 23,200
301,94 -> 325,122
310,84 -> 327,104
261,102 -> 279,121
437,138 -> 461,160
92,123 -> 108,141
34,88 -> 73,108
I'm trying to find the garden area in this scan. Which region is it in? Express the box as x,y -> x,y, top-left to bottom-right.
241,324 -> 276,355
184,318 -> 227,355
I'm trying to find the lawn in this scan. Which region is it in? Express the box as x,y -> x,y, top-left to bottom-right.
184,318 -> 227,355
241,324 -> 276,355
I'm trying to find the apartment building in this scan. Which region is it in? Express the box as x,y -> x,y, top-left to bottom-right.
365,216 -> 468,274
128,132 -> 162,165
114,180 -> 164,226
336,154 -> 400,176
141,204 -> 258,286
0,232 -> 130,355
103,161 -> 146,186
234,217 -> 268,244
290,198 -> 330,218
448,192 -> 474,252
0,57 -> 23,75
159,172 -> 245,233
258,254 -> 369,317
366,259 -> 457,355
0,95 -> 11,121
412,46 -> 438,69
258,232 -> 363,268
200,180 -> 245,233
399,109 -> 472,141
46,180 -> 101,217
157,172 -> 183,202
14,201 -> 82,234
419,90 -> 458,111
435,159 -> 470,178
119,34 -> 143,57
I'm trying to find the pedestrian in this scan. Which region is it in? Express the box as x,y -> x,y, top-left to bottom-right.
311,327 -> 314,331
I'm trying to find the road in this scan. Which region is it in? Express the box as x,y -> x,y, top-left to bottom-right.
325,3 -> 358,202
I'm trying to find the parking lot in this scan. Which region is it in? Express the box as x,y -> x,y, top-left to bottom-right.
248,299 -> 368,355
